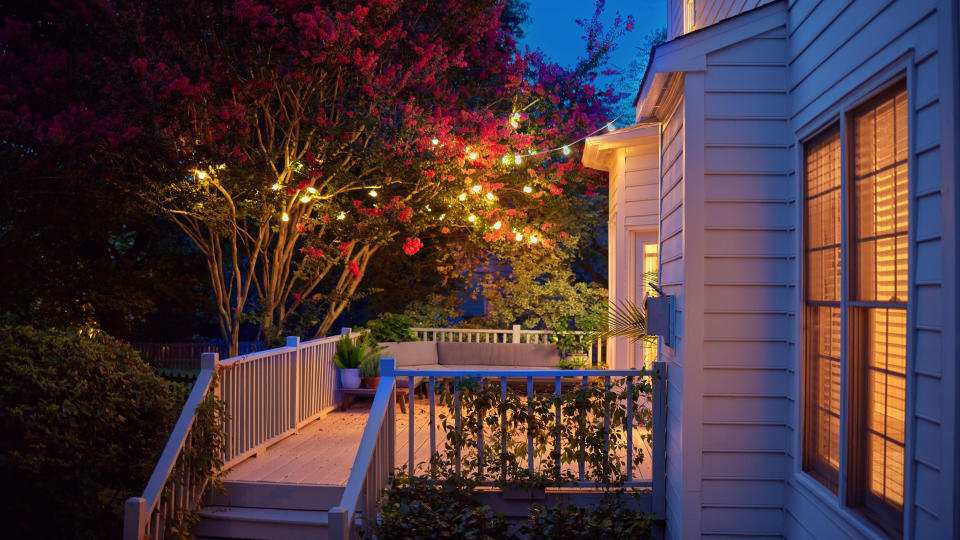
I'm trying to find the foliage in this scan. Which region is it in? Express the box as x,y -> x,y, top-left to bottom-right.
0,326 -> 186,539
362,474 -> 512,540
521,492 -> 654,540
429,376 -> 651,489
557,357 -> 589,369
549,331 -> 591,358
481,250 -> 608,330
365,313 -> 418,343
401,293 -> 464,327
584,271 -> 659,345
359,355 -> 380,379
334,334 -> 384,370
1,0 -> 630,355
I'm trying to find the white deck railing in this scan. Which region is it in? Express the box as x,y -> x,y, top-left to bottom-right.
124,331 -> 360,540
329,358 -> 667,539
412,324 -> 608,365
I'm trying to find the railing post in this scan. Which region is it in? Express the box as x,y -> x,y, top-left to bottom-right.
286,336 -> 301,430
123,497 -> 146,540
512,324 -> 521,343
201,351 -> 219,371
652,361 -> 667,517
328,506 -> 348,540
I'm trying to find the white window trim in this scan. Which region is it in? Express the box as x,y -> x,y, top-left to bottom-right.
794,52 -> 918,537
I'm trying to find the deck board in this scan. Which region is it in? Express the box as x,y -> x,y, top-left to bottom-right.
224,395 -> 653,487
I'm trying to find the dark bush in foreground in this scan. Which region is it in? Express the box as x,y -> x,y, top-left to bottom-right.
0,326 -> 185,539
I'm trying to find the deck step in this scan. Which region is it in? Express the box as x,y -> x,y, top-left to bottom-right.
194,506 -> 329,540
208,480 -> 344,511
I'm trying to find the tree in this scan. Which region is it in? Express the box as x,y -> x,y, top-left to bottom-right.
1,0 -> 633,355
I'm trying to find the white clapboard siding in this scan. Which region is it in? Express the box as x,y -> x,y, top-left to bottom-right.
780,1 -> 952,539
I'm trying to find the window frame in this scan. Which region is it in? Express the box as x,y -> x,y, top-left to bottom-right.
795,70 -> 917,540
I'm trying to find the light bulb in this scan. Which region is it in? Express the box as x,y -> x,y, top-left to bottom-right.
300,196 -> 311,203
369,189 -> 377,197
511,112 -> 521,121
515,233 -> 523,241
607,124 -> 616,132
281,213 -> 290,222
439,214 -> 445,220
523,186 -> 532,193
458,193 -> 467,201
468,152 -> 478,160
337,212 -> 346,220
307,186 -> 316,193
486,192 -> 494,200
514,155 -> 522,165
431,138 -> 439,145
196,170 -> 207,180
529,235 -> 538,244
493,221 -> 502,230
562,146 -> 571,155
468,215 -> 476,222
502,155 -> 510,164
472,185 -> 482,192
271,183 -> 281,190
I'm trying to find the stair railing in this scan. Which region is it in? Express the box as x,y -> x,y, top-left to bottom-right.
328,358 -> 398,540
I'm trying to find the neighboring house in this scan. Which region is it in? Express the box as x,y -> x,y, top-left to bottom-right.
583,0 -> 959,538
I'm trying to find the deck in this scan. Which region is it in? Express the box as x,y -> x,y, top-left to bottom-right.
224,396 -> 653,487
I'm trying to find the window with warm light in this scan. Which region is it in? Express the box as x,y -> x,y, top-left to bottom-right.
801,82 -> 908,538
642,242 -> 659,368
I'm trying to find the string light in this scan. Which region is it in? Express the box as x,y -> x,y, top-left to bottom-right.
337,212 -> 346,220
307,187 -> 317,194
562,146 -> 571,156
458,193 -> 467,201
472,185 -> 482,193
431,138 -> 440,145
439,214 -> 445,220
281,213 -> 290,222
515,232 -> 523,241
271,183 -> 281,190
196,170 -> 207,180
607,124 -> 616,132
300,196 -> 311,203
514,155 -> 522,165
468,215 -> 476,222
493,221 -> 502,230
523,186 -> 532,193
529,235 -> 538,244
486,192 -> 495,200
369,189 -> 378,197
502,155 -> 510,165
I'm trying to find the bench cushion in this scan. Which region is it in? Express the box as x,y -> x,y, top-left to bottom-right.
437,342 -> 561,368
379,341 -> 439,368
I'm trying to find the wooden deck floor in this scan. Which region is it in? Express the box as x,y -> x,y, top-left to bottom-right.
225,396 -> 652,487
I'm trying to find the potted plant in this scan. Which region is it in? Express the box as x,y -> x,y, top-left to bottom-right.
549,330 -> 590,364
360,354 -> 380,389
334,335 -> 365,389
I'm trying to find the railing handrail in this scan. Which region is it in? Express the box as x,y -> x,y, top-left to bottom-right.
410,326 -> 585,334
395,368 -> 653,378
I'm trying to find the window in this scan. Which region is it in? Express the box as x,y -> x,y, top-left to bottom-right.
802,82 -> 908,537
641,241 -> 659,368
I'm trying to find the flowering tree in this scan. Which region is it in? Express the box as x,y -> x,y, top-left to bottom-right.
1,0 -> 631,355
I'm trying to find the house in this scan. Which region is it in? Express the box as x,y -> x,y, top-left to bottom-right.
583,0 -> 959,538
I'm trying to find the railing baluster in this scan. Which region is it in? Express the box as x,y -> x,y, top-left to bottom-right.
527,376 -> 534,474
454,377 -> 461,477
603,376 -> 611,461
477,378 -> 484,479
500,376 -> 507,484
408,376 -> 414,476
580,375 -> 587,482
429,376 -> 436,479
626,376 -> 634,482
554,376 -> 562,481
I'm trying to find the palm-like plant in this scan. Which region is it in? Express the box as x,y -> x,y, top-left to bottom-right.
585,272 -> 660,345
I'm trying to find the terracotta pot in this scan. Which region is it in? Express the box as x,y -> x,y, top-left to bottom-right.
363,377 -> 380,390
340,368 -> 361,389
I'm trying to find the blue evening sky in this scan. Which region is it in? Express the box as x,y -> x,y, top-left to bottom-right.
519,0 -> 667,118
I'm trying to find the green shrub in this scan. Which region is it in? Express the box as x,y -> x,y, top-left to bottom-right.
521,494 -> 654,540
365,312 -> 419,343
0,325 -> 186,539
334,334 -> 385,369
359,355 -> 380,378
362,475 -> 512,540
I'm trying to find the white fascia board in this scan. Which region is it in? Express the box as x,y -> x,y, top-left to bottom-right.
635,0 -> 788,120
582,124 -> 659,171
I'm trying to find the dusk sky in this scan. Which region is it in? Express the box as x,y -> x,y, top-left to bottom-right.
521,0 -> 668,119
